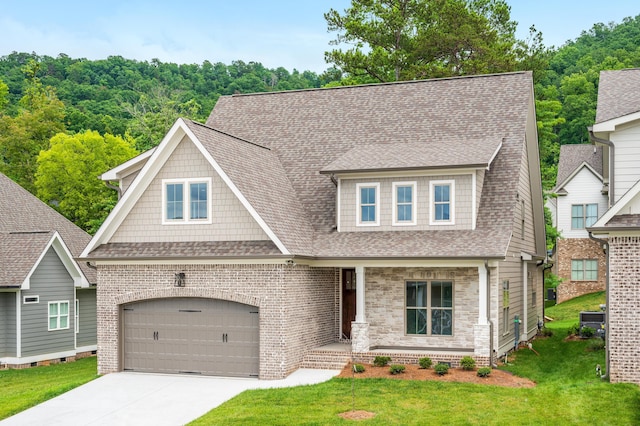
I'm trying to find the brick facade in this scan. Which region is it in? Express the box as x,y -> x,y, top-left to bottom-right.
97,263 -> 338,379
608,236 -> 640,385
556,238 -> 607,303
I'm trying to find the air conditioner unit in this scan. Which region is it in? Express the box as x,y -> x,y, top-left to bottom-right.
579,311 -> 606,338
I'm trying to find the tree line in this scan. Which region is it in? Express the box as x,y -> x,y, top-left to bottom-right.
1,0 -> 639,236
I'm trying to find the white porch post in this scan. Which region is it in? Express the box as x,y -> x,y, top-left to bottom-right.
478,263 -> 488,325
474,263 -> 491,361
351,265 -> 370,352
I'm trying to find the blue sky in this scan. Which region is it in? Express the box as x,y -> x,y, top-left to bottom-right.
1,1 -> 638,73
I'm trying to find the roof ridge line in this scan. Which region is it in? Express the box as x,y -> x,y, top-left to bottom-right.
187,120 -> 271,151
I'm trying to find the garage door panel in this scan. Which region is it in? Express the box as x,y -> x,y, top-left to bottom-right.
123,298 -> 259,377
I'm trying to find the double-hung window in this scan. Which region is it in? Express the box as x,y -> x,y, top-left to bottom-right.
571,259 -> 598,281
356,183 -> 379,226
406,281 -> 453,336
48,301 -> 69,331
430,180 -> 454,225
571,204 -> 597,229
393,182 -> 416,226
163,178 -> 212,224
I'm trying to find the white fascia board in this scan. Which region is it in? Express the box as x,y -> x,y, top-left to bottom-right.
591,179 -> 640,228
180,123 -> 290,255
100,148 -> 156,181
22,232 -> 87,290
592,111 -> 640,132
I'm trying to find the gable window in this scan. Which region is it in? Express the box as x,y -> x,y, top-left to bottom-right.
356,183 -> 379,226
571,259 -> 598,281
430,180 -> 454,225
502,280 -> 510,334
393,182 -> 417,226
48,301 -> 69,331
406,280 -> 453,336
571,204 -> 597,229
163,178 -> 212,224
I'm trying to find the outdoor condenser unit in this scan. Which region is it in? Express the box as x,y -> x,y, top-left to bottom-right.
579,311 -> 606,338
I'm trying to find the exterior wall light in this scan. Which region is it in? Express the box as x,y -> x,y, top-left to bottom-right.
174,272 -> 186,287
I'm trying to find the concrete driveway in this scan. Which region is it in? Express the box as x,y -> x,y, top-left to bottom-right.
0,369 -> 340,426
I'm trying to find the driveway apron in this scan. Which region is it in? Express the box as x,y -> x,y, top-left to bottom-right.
1,369 -> 340,426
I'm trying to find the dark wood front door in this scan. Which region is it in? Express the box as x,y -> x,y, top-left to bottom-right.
342,269 -> 356,339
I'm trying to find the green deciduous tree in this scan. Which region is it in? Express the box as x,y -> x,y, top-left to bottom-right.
35,130 -> 138,234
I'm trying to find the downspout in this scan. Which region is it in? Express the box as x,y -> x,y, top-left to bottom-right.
589,130 -> 614,205
104,181 -> 122,200
485,260 -> 496,367
589,231 -> 610,380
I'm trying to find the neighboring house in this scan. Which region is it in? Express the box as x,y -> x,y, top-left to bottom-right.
547,144 -> 607,303
589,68 -> 640,385
0,173 -> 97,368
81,71 -> 546,380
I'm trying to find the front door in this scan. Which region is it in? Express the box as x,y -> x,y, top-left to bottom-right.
341,268 -> 356,339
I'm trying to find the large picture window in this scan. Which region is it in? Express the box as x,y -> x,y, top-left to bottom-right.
163,178 -> 212,224
571,204 -> 597,229
430,180 -> 455,225
571,259 -> 598,281
48,301 -> 69,331
406,281 -> 453,336
393,182 -> 416,226
356,183 -> 379,226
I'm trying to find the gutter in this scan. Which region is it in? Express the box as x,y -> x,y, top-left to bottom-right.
589,231 -> 610,380
589,129 -> 614,205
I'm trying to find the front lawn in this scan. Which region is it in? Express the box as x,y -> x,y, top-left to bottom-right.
191,292 -> 640,425
0,356 -> 98,420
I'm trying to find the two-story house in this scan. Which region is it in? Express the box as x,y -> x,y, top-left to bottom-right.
547,144 -> 607,302
81,71 -> 546,380
1,173 -> 97,368
588,68 -> 640,385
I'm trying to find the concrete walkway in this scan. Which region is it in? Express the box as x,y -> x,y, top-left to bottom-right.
1,369 -> 340,426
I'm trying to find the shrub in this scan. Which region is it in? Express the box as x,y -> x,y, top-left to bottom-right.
477,367 -> 492,377
353,363 -> 365,373
568,323 -> 580,336
460,356 -> 476,371
580,326 -> 596,338
373,356 -> 391,367
434,363 -> 449,375
539,327 -> 553,337
586,338 -> 605,352
418,357 -> 432,369
389,364 -> 405,375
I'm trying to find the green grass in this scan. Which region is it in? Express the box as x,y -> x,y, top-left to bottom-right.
0,356 -> 98,420
545,291 -> 606,329
192,292 -> 640,425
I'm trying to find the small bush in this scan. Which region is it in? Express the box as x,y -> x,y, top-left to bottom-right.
580,326 -> 596,338
353,363 -> 365,373
373,356 -> 391,367
539,327 -> 553,337
460,356 -> 476,371
568,323 -> 580,336
434,363 -> 449,375
477,367 -> 492,377
586,338 -> 605,352
389,364 -> 405,375
418,357 -> 432,369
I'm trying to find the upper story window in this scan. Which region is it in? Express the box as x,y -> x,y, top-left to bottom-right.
356,183 -> 379,226
163,178 -> 212,224
571,204 -> 597,229
430,180 -> 455,225
393,182 -> 416,226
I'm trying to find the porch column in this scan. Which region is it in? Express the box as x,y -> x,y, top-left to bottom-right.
474,263 -> 491,360
478,263 -> 488,325
352,266 -> 370,352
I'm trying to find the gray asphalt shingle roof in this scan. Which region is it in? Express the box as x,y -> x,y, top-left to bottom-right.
555,144 -> 603,189
0,173 -> 95,285
596,69 -> 640,123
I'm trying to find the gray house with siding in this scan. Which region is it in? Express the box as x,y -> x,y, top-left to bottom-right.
82,71 -> 546,380
0,173 -> 96,367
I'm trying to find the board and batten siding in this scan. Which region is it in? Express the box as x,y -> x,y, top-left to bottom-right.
76,289 -> 97,348
20,247 -> 75,357
610,122 -> 640,204
556,167 -> 607,239
111,136 -> 269,243
0,292 -> 17,357
339,174 -> 475,232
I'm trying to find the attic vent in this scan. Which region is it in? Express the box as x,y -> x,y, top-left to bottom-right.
23,295 -> 40,304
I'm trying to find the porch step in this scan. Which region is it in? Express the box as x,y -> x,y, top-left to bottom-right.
301,349 -> 352,370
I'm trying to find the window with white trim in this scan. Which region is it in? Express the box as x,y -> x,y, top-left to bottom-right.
393,182 -> 416,226
75,299 -> 79,334
502,280 -> 510,334
162,178 -> 212,224
48,301 -> 70,331
571,259 -> 598,281
406,280 -> 453,336
430,180 -> 454,224
571,204 -> 597,229
356,183 -> 379,226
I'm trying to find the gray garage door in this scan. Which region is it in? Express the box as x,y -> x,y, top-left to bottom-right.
123,298 -> 259,377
